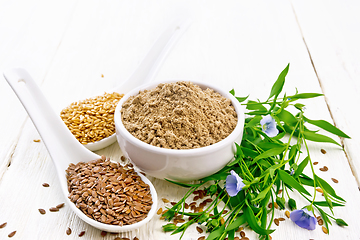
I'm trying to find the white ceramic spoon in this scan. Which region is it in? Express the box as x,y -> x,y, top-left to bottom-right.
3,68 -> 158,232
73,17 -> 192,151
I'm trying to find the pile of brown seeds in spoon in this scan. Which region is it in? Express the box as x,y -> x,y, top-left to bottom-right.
66,156 -> 153,226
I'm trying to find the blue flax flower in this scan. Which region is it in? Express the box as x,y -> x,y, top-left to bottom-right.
260,115 -> 279,137
226,170 -> 245,197
290,208 -> 317,230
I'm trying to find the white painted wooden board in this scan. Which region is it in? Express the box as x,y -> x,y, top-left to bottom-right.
0,0 -> 360,239
291,0 -> 360,185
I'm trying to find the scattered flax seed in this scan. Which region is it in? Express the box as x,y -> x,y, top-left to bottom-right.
234,237 -> 240,240
133,237 -> 139,240
220,218 -> 225,225
162,198 -> 170,203
274,218 -> 280,226
0,222 -> 7,228
101,231 -> 107,237
196,226 -> 203,233
170,201 -> 177,206
321,149 -> 327,154
318,219 -> 324,226
157,208 -> 163,215
322,226 -> 328,234
240,231 -> 246,237
56,203 -> 65,209
320,166 -> 329,172
285,210 -> 290,218
66,227 -> 72,235
8,231 -> 16,238
331,178 -> 339,183
101,74 -> 104,78
198,236 -> 205,240
49,207 -> 59,212
38,209 -> 46,214
79,231 -> 85,237
241,237 -> 249,240
278,217 -> 285,221
268,203 -> 272,208
316,188 -> 324,194
60,92 -> 123,144
236,227 -> 243,232
277,189 -> 282,195
313,162 -> 319,165
42,183 -> 50,187
33,139 -> 41,142
274,202 -> 279,209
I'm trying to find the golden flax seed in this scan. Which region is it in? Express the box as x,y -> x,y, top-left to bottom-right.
60,92 -> 123,144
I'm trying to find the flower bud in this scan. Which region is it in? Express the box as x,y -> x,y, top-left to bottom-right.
197,212 -> 210,224
208,184 -> 217,196
276,197 -> 286,210
251,177 -> 260,184
288,198 -> 297,211
162,223 -> 177,232
336,218 -> 348,227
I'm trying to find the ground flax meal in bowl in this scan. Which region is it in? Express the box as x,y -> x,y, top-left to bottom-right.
114,80 -> 245,181
121,81 -> 238,149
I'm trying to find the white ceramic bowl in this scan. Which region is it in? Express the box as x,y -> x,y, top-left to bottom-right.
114,80 -> 245,182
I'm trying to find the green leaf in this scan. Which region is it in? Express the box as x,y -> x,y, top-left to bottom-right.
241,146 -> 259,159
246,100 -> 268,112
236,95 -> 249,103
257,142 -> 286,151
244,204 -> 275,235
304,117 -> 350,138
245,115 -> 262,128
315,175 -> 345,202
303,131 -> 342,147
206,224 -> 225,240
313,201 -> 345,207
253,146 -> 286,163
269,64 -> 290,99
252,185 -> 272,203
225,214 -> 247,231
278,169 -> 311,196
165,178 -> 203,188
276,109 -> 298,126
293,156 -> 309,178
287,93 -> 323,100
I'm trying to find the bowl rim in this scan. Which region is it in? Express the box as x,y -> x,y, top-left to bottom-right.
114,79 -> 245,157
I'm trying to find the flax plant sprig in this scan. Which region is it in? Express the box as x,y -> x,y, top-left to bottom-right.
161,64 -> 349,240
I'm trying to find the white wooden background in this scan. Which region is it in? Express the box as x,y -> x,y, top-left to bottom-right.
1,0 -> 360,239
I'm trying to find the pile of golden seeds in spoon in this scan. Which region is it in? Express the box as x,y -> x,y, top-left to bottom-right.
66,156 -> 153,226
60,92 -> 123,144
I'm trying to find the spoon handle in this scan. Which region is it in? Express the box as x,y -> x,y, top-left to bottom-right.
3,68 -> 99,170
114,16 -> 192,93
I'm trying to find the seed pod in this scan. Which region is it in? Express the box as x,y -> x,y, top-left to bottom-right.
276,197 -> 285,210
162,223 -> 177,232
288,198 -> 297,211
336,218 -> 348,226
